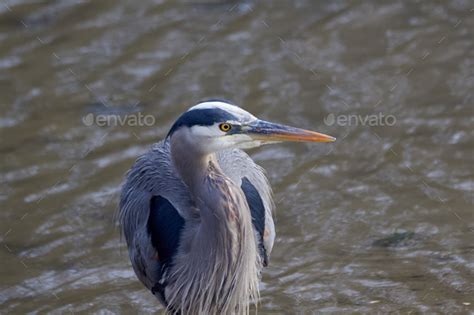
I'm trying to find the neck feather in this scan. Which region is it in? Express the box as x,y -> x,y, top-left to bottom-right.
168,136 -> 261,314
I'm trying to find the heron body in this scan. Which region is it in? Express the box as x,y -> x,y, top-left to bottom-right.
119,101 -> 335,314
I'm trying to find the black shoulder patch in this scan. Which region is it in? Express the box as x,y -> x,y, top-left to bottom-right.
148,196 -> 185,269
241,177 -> 268,266
167,108 -> 238,137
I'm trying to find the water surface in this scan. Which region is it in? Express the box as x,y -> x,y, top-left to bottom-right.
1,1 -> 473,314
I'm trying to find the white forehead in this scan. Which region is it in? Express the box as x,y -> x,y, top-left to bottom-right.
188,101 -> 257,121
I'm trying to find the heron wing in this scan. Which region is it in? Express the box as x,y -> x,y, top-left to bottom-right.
218,149 -> 276,266
147,195 -> 185,303
119,140 -> 192,306
241,177 -> 269,266
148,195 -> 185,269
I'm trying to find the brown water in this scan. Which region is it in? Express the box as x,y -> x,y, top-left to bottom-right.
1,1 -> 473,314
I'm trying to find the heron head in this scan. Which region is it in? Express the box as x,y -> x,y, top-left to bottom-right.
167,100 -> 335,154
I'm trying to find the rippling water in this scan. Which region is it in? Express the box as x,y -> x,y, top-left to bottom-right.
1,1 -> 473,313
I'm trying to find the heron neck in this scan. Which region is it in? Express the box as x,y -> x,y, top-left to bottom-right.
170,147 -> 216,195
169,134 -> 252,236
168,142 -> 260,314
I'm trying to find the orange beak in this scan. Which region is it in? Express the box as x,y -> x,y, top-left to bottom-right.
245,120 -> 336,143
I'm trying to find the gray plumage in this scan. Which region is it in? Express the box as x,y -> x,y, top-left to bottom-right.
118,100 -> 335,314
119,140 -> 274,314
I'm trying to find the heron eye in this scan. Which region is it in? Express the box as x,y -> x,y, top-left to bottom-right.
219,123 -> 232,132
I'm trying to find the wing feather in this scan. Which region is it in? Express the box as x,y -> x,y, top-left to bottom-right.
147,195 -> 185,304
241,177 -> 268,266
218,149 -> 276,265
148,195 -> 185,268
119,140 -> 191,306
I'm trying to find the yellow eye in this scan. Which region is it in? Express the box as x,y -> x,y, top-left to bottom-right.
219,123 -> 232,132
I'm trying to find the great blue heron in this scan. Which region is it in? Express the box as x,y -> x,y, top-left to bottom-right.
119,100 -> 335,314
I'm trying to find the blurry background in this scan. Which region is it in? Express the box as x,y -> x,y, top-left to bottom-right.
0,0 -> 473,313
